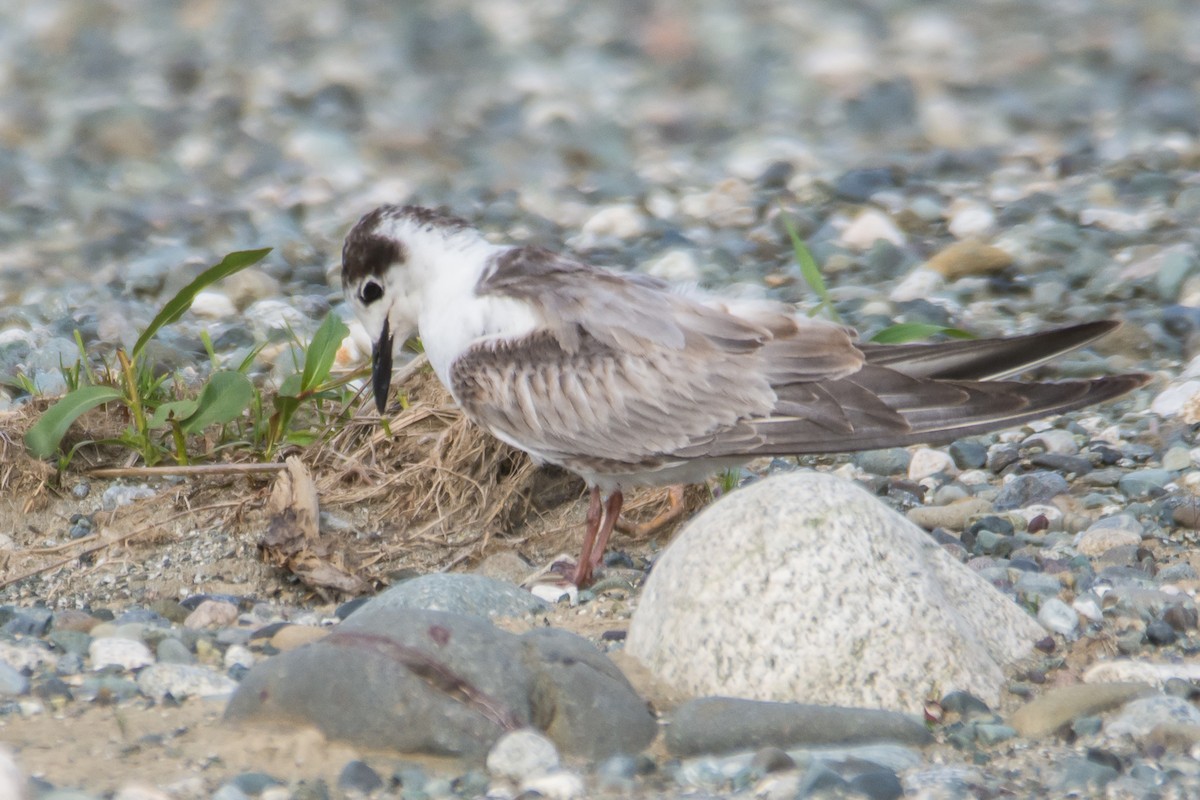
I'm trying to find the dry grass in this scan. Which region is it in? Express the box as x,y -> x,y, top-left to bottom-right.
0,363 -> 701,598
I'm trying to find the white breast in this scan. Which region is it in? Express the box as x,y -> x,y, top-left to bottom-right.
419,293 -> 541,393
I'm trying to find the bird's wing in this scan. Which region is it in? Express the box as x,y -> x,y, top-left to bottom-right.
453,246 -> 864,466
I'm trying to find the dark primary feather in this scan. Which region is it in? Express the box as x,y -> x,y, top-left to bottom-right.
451,246 -> 1148,477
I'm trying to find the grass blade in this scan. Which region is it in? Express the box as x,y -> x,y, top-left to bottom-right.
781,215 -> 840,322
869,323 -> 976,344
132,248 -> 272,361
25,385 -> 123,458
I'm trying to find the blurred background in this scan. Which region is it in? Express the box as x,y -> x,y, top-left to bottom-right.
0,0 -> 1198,395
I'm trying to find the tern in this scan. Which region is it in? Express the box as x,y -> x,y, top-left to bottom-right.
341,204 -> 1148,585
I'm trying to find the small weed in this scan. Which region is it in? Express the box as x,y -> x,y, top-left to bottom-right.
781,211 -> 974,343
23,247 -> 359,468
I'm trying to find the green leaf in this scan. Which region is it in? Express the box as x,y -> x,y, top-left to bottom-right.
178,371 -> 255,434
300,312 -> 350,393
148,398 -> 199,429
278,373 -> 303,398
25,385 -> 124,458
782,215 -> 840,323
132,248 -> 272,361
869,323 -> 977,344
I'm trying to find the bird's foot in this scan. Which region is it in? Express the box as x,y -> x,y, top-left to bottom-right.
616,485 -> 686,537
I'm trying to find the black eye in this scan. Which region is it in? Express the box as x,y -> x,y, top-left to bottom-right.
360,281 -> 383,304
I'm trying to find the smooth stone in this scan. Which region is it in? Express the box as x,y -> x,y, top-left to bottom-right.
155,637 -> 194,665
137,663 -> 238,700
1162,445 -> 1192,472
100,484 -> 157,511
225,608 -> 654,760
0,746 -> 22,800
949,440 -> 988,470
1107,694 -> 1200,739
1009,683 -> 1154,737
183,600 -> 240,629
345,573 -> 548,621
906,497 -> 992,531
628,472 -> 1048,714
1118,469 -> 1173,499
847,769 -> 905,800
1056,756 -> 1118,791
519,769 -> 585,800
925,240 -> 1011,279
337,760 -> 384,794
854,448 -> 911,476
1037,598 -> 1079,637
0,662 -> 30,696
993,472 -> 1070,511
1075,515 -> 1142,556
89,637 -> 154,671
665,697 -> 931,756
907,448 -> 956,480
1022,429 -> 1079,455
486,729 -> 560,781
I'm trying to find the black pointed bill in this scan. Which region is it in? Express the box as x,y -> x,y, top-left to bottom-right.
371,318 -> 394,415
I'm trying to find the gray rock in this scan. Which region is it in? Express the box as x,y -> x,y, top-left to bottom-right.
628,472 -> 1047,714
346,573 -> 548,620
225,608 -> 654,760
155,637 -> 194,665
993,472 -> 1070,511
100,483 -> 157,511
665,697 -> 930,756
0,662 -> 29,696
1009,683 -> 1154,737
1108,694 -> 1200,739
1118,469 -> 1173,499
1056,756 -> 1118,792
848,769 -> 905,800
949,439 -> 988,469
854,448 -> 911,476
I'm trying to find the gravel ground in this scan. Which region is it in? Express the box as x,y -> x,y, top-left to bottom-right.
2,0 -> 1200,798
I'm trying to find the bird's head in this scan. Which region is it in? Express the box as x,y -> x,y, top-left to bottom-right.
341,204 -> 475,413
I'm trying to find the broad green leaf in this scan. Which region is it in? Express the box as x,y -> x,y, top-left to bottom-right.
869,323 -> 976,344
149,398 -> 199,429
179,371 -> 255,434
132,248 -> 272,361
300,312 -> 350,393
278,373 -> 303,398
25,385 -> 123,458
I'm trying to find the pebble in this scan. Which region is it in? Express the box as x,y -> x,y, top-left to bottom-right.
1009,683 -> 1153,737
855,448 -> 911,476
88,637 -> 154,671
925,239 -> 1011,279
840,209 -> 906,249
993,472 -> 1070,511
907,447 -> 956,480
100,484 -> 157,511
1075,515 -> 1143,556
486,729 -> 561,781
136,663 -> 238,700
1037,598 -> 1080,637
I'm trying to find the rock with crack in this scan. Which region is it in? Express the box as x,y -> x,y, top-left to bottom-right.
224,607 -> 656,760
627,471 -> 1048,714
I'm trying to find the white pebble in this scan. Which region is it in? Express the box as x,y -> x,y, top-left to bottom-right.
223,644 -> 255,670
190,291 -> 236,318
839,208 -> 905,250
1072,594 -> 1104,622
1022,429 -> 1078,455
908,448 -> 957,480
645,250 -> 701,283
889,267 -> 944,303
1037,597 -> 1079,637
486,729 -> 560,781
947,199 -> 996,239
90,637 -> 154,671
580,204 -> 646,240
520,769 -> 586,800
1151,381 -> 1200,423
1074,517 -> 1142,556
1011,504 -> 1064,531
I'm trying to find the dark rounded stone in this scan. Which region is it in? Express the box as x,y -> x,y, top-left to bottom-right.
1164,604 -> 1198,631
949,439 -> 988,470
1146,620 -> 1179,646
337,760 -> 384,793
848,769 -> 905,800
833,166 -> 902,202
940,691 -> 993,720
967,516 -> 1015,537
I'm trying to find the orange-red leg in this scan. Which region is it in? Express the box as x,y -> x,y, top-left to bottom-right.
572,490 -> 623,586
615,485 -> 686,537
